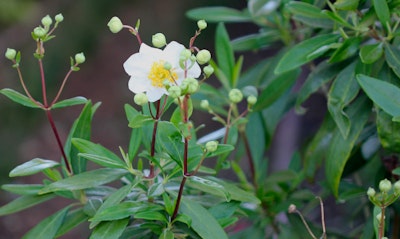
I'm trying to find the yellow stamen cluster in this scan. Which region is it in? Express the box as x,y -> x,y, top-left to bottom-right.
148,60 -> 177,87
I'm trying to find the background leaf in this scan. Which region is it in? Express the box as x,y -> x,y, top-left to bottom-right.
9,158 -> 59,177
215,23 -> 235,87
0,88 -> 41,108
186,7 -> 251,22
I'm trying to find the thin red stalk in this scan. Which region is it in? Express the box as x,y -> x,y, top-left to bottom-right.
124,25 -> 142,45
38,59 -> 48,108
379,206 -> 386,239
171,176 -> 187,221
46,110 -> 72,175
14,63 -> 42,107
183,138 -> 189,175
51,66 -> 75,106
149,100 -> 162,178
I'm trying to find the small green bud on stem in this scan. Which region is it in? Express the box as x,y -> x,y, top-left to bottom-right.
196,49 -> 211,65
152,33 -> 167,48
5,48 -> 17,60
107,16 -> 123,33
229,88 -> 243,103
197,20 -> 207,30
75,52 -> 85,64
134,93 -> 148,106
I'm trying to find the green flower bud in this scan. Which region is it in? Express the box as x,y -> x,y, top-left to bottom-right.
75,52 -> 85,64
205,140 -> 218,152
229,88 -> 243,103
5,48 -> 16,60
55,13 -> 64,23
180,49 -> 192,60
394,180 -> 400,195
41,15 -> 52,27
203,65 -> 214,77
367,187 -> 376,197
379,178 -> 392,193
200,99 -> 209,109
152,33 -> 166,48
134,93 -> 148,106
181,77 -> 199,94
196,49 -> 211,65
288,204 -> 297,213
247,95 -> 257,105
33,26 -> 47,38
168,85 -> 181,99
197,20 -> 207,30
107,16 -> 123,33
163,62 -> 172,71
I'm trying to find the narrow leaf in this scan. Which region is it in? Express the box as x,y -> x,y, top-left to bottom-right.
180,198 -> 228,239
55,208 -> 89,237
186,7 -> 251,22
216,23 -> 235,86
0,88 -> 41,108
0,194 -> 55,216
373,0 -> 390,28
275,34 -> 340,74
9,158 -> 59,177
286,2 -> 333,28
51,96 -> 88,109
384,43 -> 400,79
326,96 -> 371,197
89,218 -> 129,239
187,176 -> 231,201
39,168 -> 128,194
22,206 -> 70,239
2,184 -> 44,195
357,74 -> 400,117
359,43 -> 383,64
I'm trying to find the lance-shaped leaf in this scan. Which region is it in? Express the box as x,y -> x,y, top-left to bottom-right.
359,43 -> 383,64
326,96 -> 371,197
286,2 -> 332,28
384,43 -> 400,79
275,34 -> 340,74
9,158 -> 59,177
373,0 -> 390,29
55,208 -> 89,237
39,168 -> 128,194
187,176 -> 231,201
357,74 -> 400,117
0,194 -> 55,216
186,7 -> 251,22
216,23 -> 235,87
22,206 -> 71,239
0,88 -> 42,108
51,96 -> 88,109
89,218 -> 129,239
327,61 -> 360,139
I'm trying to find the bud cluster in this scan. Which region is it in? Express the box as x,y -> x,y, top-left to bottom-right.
367,178 -> 400,209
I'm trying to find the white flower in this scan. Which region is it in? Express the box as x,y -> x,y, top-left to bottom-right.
123,41 -> 201,102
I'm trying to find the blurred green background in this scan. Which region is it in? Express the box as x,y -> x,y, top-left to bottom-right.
0,0 -> 248,238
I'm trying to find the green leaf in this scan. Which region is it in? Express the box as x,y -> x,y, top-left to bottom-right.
89,218 -> 129,239
321,10 -> 354,29
357,74 -> 400,117
9,158 -> 59,177
393,167 -> 400,175
326,96 -> 371,197
64,101 -> 99,174
135,211 -> 168,222
373,0 -> 390,28
22,206 -> 70,239
377,109 -> 400,152
55,208 -> 89,237
334,0 -> 359,10
216,23 -> 235,86
159,229 -> 174,239
2,184 -> 44,195
186,7 -> 251,22
180,198 -> 228,239
254,69 -> 300,111
128,114 -> 153,128
0,194 -> 55,216
72,138 -> 126,169
0,88 -> 41,108
51,96 -> 88,109
384,43 -> 400,79
329,37 -> 361,63
296,61 -> 342,111
286,2 -> 333,28
231,30 -> 280,51
187,176 -> 231,201
39,168 -> 128,194
205,177 -> 261,204
359,43 -> 383,64
327,61 -> 360,138
275,34 -> 340,74
206,144 -> 234,157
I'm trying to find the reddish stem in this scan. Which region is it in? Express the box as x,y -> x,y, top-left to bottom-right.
38,59 -> 48,108
46,110 -> 72,175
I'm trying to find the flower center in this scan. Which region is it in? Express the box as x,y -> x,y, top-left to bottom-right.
148,60 -> 177,88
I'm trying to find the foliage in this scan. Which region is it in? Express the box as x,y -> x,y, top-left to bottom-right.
1,0 -> 400,238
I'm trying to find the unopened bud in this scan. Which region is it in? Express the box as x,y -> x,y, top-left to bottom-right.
200,99 -> 209,109
229,88 -> 243,103
379,179 -> 392,193
107,17 -> 123,33
33,26 -> 47,38
74,52 -> 85,64
205,141 -> 218,152
180,49 -> 192,60
41,15 -> 52,27
203,65 -> 214,77
288,204 -> 297,213
5,48 -> 16,60
168,85 -> 181,99
367,187 -> 376,197
152,33 -> 166,48
394,180 -> 400,195
196,49 -> 211,65
55,13 -> 64,23
247,95 -> 257,105
134,93 -> 148,106
197,20 -> 207,30
163,62 -> 172,71
181,77 -> 198,94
